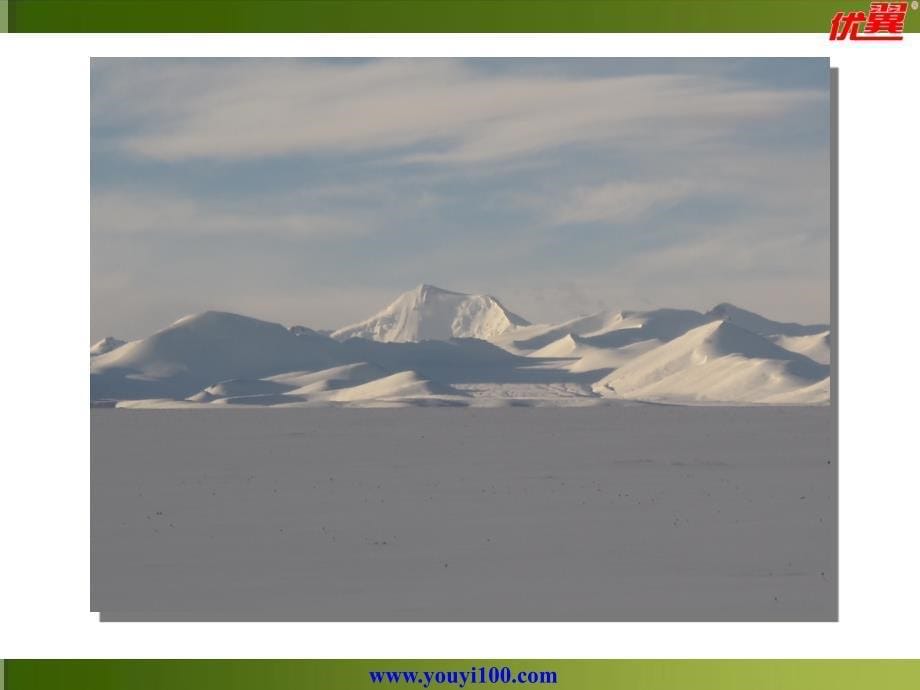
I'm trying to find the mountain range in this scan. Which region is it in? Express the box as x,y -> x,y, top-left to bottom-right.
91,284 -> 831,408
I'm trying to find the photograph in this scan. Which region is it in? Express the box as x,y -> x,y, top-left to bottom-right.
90,57 -> 834,621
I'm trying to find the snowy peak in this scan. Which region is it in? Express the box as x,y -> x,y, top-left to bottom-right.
692,320 -> 807,360
706,303 -> 828,337
415,283 -> 452,299
90,336 -> 126,357
771,331 -> 831,365
331,284 -> 530,343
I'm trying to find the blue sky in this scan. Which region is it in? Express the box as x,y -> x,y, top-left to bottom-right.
91,58 -> 830,341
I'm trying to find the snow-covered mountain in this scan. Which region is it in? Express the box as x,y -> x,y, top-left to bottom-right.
90,336 -> 126,357
706,303 -> 828,337
592,320 -> 829,404
92,288 -> 831,407
332,284 -> 530,342
770,331 -> 831,365
490,307 -> 709,353
91,311 -> 343,400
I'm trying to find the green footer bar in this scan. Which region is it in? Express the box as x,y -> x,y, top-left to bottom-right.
5,660 -> 920,690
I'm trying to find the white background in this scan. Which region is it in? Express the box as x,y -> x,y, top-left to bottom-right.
0,33 -> 917,658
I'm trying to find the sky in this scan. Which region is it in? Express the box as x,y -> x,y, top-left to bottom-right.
91,58 -> 830,342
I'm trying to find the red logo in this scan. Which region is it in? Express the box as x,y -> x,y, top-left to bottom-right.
830,1 -> 910,40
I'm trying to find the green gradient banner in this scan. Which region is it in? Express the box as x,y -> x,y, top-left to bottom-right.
5,660 -> 920,690
5,0 -> 920,33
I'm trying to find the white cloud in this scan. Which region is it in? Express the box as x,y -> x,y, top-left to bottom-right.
552,180 -> 700,225
528,145 -> 829,231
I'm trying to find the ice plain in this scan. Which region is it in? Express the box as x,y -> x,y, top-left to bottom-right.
91,405 -> 835,621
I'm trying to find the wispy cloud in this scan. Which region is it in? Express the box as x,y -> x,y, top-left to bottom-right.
551,180 -> 701,226
93,59 -> 824,165
92,190 -> 371,241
